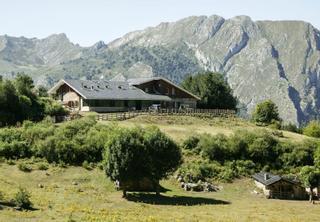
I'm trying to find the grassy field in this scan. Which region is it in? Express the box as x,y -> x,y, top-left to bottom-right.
0,162 -> 319,222
1,115 -> 318,221
107,115 -> 310,143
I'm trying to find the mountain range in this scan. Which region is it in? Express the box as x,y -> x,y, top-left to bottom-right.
1,15 -> 320,125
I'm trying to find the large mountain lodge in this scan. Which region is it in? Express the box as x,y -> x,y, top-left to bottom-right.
48,77 -> 200,112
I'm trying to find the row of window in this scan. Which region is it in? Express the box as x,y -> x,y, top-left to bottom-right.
83,100 -> 127,107
82,100 -> 157,107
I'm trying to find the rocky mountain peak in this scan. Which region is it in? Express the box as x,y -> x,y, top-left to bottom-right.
45,33 -> 69,41
92,40 -> 107,50
0,15 -> 320,125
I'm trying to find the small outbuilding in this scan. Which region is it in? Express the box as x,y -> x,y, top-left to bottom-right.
253,172 -> 307,200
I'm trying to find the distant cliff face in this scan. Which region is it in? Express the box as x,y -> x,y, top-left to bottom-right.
0,15 -> 320,125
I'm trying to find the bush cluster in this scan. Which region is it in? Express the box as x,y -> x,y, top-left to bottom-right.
0,116 -> 113,165
180,130 -> 320,182
0,116 -> 182,179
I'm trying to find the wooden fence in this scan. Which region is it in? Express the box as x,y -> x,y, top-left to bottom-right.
95,108 -> 236,121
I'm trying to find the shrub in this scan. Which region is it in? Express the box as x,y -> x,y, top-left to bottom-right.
18,162 -> 32,172
33,117 -> 106,164
97,162 -> 104,170
303,121 -> 320,138
199,134 -> 230,163
0,141 -> 30,159
197,162 -> 221,180
6,159 -> 15,165
269,120 -> 281,130
217,166 -> 237,182
22,118 -> 55,148
227,131 -> 251,159
216,161 -> 256,182
280,141 -> 315,168
0,127 -> 31,159
178,161 -> 222,182
247,132 -> 278,166
40,97 -> 69,116
227,160 -> 256,176
281,122 -> 301,133
82,160 -> 93,170
182,135 -> 200,150
14,187 -> 32,209
271,130 -> 283,138
80,124 -> 113,162
58,160 -> 67,168
37,162 -> 49,171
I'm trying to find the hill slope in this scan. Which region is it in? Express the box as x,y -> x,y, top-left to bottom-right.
1,15 -> 320,124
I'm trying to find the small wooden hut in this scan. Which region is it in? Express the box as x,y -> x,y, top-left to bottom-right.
253,172 -> 307,200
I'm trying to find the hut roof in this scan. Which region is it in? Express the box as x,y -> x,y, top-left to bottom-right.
252,172 -> 299,186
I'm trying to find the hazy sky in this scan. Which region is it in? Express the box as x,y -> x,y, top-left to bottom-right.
0,0 -> 318,46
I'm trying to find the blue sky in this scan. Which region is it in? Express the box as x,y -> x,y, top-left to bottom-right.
0,0 -> 318,46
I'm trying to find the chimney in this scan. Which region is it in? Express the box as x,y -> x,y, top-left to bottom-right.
264,173 -> 269,180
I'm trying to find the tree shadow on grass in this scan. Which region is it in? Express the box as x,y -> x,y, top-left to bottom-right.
0,201 -> 15,208
0,201 -> 38,211
125,193 -> 231,206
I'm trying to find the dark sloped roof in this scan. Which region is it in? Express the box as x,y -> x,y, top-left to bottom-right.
48,79 -> 172,101
127,77 -> 162,85
252,172 -> 298,186
127,77 -> 201,100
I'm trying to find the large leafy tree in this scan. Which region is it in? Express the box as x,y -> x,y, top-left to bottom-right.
104,127 -> 181,197
144,127 -> 182,185
14,74 -> 35,98
252,100 -> 280,124
299,166 -> 320,203
37,85 -> 49,97
315,146 -> 320,168
181,72 -> 237,109
14,74 -> 45,121
0,74 -> 66,126
303,121 -> 320,138
0,80 -> 21,125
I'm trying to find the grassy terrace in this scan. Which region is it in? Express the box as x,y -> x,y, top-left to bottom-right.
0,115 -> 319,221
0,162 -> 319,222
110,115 -> 310,143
